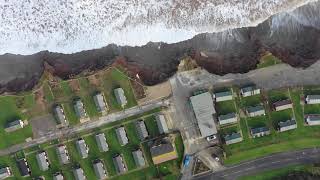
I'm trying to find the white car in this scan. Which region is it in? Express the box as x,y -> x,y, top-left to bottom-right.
206,135 -> 217,141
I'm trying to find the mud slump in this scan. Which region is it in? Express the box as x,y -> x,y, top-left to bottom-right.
0,1 -> 320,93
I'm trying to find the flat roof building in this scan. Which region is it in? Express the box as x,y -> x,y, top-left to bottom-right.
36,151 -> 50,171
56,144 -> 70,165
251,127 -> 270,138
95,133 -> 109,152
132,149 -> 146,167
73,167 -> 86,180
53,105 -> 67,125
306,95 -> 320,104
224,132 -> 243,145
150,138 -> 178,165
135,120 -> 149,140
240,86 -> 261,97
114,88 -> 127,107
305,114 -> 320,126
5,119 -> 24,133
53,172 -> 64,180
74,99 -> 87,119
278,119 -> 297,132
213,90 -> 233,102
0,167 -> 12,179
113,154 -> 127,174
115,127 -> 129,146
273,99 -> 293,111
246,105 -> 265,117
190,92 -> 217,138
155,114 -> 169,134
76,138 -> 89,159
94,93 -> 107,112
17,158 -> 31,177
218,113 -> 238,125
93,159 -> 107,180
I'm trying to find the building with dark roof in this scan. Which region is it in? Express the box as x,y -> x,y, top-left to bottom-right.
132,149 -> 146,167
95,133 -> 109,152
4,119 -> 24,133
0,167 -> 12,179
17,158 -> 31,177
74,99 -> 87,119
213,90 -> 233,102
305,114 -> 320,126
150,138 -> 177,165
93,93 -> 108,112
135,120 -> 149,140
273,99 -> 293,111
53,105 -> 67,125
218,113 -> 238,125
224,132 -> 243,145
155,114 -> 169,134
53,172 -> 64,180
115,127 -> 129,146
306,95 -> 320,104
93,159 -> 107,180
76,138 -> 89,159
112,154 -> 127,174
278,119 -> 297,132
73,167 -> 86,180
36,151 -> 50,171
240,86 -> 261,97
56,144 -> 70,165
246,105 -> 265,117
251,127 -> 270,138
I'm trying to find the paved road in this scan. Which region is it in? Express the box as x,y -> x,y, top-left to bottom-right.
0,98 -> 169,156
193,148 -> 320,180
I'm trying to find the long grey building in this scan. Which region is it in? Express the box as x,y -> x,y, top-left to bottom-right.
4,119 -> 24,132
246,105 -> 265,117
213,90 -> 233,102
155,114 -> 169,134
36,151 -> 50,171
17,159 -> 30,177
240,86 -> 261,97
114,88 -> 127,107
306,95 -> 320,104
0,167 -> 12,179
76,138 -> 89,159
73,167 -> 86,180
132,149 -> 146,167
53,105 -> 67,125
251,127 -> 270,138
93,159 -> 107,180
190,92 -> 217,138
53,172 -> 64,180
305,114 -> 320,125
218,113 -> 238,125
224,132 -> 243,145
278,119 -> 297,132
273,99 -> 293,111
94,93 -> 108,112
135,120 -> 149,140
95,133 -> 109,152
115,127 -> 129,146
56,144 -> 70,165
113,154 -> 127,174
74,99 -> 87,119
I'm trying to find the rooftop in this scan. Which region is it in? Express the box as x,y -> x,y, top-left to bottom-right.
95,133 -> 109,152
93,160 -> 107,179
73,167 -> 85,180
190,92 -> 217,137
251,127 -> 270,134
54,105 -> 66,124
150,138 -> 177,164
247,105 -> 264,113
114,88 -> 127,107
36,151 -> 49,171
74,100 -> 86,118
273,99 -> 292,107
219,113 -> 236,121
224,132 -> 242,141
115,127 -> 128,145
94,93 -> 106,112
132,149 -> 145,167
214,91 -> 232,97
76,139 -> 88,158
278,119 -> 296,128
113,155 -> 126,174
17,159 -> 30,176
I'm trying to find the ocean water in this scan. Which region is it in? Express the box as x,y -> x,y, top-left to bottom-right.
0,0 -> 317,55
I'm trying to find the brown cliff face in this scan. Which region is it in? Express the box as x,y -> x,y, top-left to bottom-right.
0,3 -> 320,93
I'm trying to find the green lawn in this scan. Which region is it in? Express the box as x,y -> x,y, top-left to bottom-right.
144,115 -> 160,138
43,82 -> 54,103
268,89 -> 289,103
0,96 -> 33,149
304,104 -> 320,114
257,53 -> 282,69
77,78 -> 100,118
240,95 -> 261,108
224,88 -> 320,165
216,100 -> 236,115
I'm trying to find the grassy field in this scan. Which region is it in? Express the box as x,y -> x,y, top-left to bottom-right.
257,53 -> 282,69
216,100 -> 236,115
0,96 -> 33,149
224,88 -> 320,165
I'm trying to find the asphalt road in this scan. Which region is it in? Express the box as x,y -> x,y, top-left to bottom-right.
0,98 -> 169,156
193,148 -> 320,180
